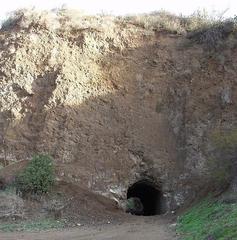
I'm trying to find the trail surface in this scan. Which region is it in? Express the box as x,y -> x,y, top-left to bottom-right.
0,216 -> 177,240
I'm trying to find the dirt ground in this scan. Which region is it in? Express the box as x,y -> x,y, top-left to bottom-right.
0,165 -> 177,239
0,216 -> 177,240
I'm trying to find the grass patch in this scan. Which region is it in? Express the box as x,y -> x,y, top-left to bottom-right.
177,197 -> 237,240
0,218 -> 65,232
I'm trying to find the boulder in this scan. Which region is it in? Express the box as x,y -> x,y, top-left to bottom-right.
125,197 -> 144,215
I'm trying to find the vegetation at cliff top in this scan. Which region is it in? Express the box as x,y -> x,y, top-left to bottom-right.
1,8 -> 236,53
1,8 -> 236,35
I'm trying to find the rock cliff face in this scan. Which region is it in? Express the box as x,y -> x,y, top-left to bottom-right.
1,10 -> 237,210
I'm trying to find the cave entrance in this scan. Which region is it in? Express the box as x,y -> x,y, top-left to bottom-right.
127,180 -> 164,216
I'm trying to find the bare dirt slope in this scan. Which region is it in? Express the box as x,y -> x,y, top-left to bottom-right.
0,180 -> 124,226
0,216 -> 177,240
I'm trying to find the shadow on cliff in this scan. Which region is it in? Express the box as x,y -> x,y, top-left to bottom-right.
2,32 -> 217,210
2,34 -> 183,194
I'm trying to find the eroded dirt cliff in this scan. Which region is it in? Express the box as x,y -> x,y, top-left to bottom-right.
1,10 -> 237,210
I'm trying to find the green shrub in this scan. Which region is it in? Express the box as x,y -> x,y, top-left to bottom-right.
206,157 -> 232,186
211,129 -> 237,151
205,129 -> 237,187
16,154 -> 54,195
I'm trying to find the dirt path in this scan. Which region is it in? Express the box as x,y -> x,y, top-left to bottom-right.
0,216 -> 177,240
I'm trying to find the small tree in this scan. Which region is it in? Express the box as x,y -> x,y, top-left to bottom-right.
16,154 -> 54,195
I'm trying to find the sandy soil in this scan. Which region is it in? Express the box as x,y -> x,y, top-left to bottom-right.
0,216 -> 177,240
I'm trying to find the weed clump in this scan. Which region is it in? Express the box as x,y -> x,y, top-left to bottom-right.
187,21 -> 236,51
16,154 -> 54,195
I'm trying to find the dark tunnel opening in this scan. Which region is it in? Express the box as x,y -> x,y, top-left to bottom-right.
127,180 -> 165,216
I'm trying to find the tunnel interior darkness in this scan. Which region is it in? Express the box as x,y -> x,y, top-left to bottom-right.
127,180 -> 164,216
